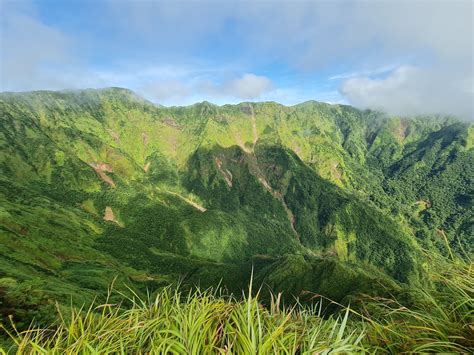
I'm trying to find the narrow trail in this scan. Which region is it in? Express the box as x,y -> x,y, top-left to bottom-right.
165,191 -> 207,212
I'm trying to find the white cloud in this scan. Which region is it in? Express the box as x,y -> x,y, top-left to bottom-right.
341,66 -> 473,119
0,4 -> 73,91
142,80 -> 191,102
1,0 -> 472,117
259,87 -> 345,106
224,74 -> 273,99
102,0 -> 472,115
329,64 -> 399,81
138,73 -> 274,105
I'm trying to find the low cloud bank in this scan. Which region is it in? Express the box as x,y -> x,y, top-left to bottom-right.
142,73 -> 273,105
341,66 -> 473,120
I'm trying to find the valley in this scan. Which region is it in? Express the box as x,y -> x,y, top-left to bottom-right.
0,87 -> 472,336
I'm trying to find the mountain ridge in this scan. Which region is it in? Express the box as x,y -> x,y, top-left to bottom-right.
0,87 -> 370,112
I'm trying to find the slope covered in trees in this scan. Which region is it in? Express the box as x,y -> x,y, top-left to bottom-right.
0,88 -> 472,330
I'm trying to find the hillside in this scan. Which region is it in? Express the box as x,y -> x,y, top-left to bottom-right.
0,88 -> 472,328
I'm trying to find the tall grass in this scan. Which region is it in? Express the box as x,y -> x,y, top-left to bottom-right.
2,286 -> 363,354
360,256 -> 474,353
2,258 -> 472,354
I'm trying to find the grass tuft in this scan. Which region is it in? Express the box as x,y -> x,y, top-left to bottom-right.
1,258 -> 472,354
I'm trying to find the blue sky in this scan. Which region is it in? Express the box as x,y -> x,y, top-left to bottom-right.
1,0 -> 473,118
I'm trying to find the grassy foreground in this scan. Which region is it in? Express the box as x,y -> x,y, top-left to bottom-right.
1,259 -> 473,354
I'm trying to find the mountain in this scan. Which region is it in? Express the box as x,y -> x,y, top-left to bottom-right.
0,88 -> 472,327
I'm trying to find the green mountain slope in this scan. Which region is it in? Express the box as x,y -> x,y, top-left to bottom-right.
0,88 -> 472,326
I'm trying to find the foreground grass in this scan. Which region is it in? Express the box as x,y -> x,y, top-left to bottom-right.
360,256 -> 474,353
2,259 -> 473,354
3,286 -> 364,354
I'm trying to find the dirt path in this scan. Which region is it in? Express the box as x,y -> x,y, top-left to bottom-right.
165,191 -> 207,212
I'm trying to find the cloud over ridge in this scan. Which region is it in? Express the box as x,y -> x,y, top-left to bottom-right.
341,66 -> 473,119
1,0 -> 472,118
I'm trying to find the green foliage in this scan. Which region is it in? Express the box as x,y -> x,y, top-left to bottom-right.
0,88 -> 472,339
360,255 -> 474,352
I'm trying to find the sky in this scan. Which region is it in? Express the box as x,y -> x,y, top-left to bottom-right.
1,0 -> 473,119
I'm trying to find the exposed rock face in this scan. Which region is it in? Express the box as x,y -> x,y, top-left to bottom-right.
89,162 -> 116,187
103,206 -> 120,225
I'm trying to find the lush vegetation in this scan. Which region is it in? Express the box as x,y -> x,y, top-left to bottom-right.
0,88 -> 472,350
2,257 -> 472,353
